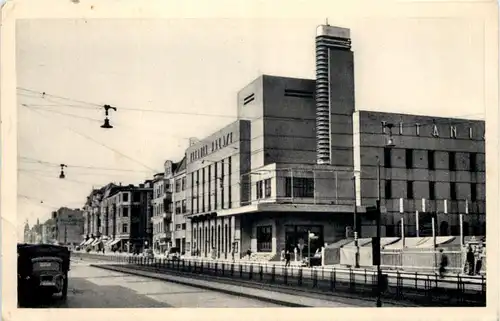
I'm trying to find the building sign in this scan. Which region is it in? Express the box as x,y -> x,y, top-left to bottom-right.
382,120 -> 484,140
189,132 -> 234,162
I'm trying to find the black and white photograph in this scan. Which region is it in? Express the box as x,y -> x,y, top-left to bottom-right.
1,0 -> 498,317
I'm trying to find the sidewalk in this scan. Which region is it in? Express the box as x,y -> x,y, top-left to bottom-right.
92,263 -> 400,308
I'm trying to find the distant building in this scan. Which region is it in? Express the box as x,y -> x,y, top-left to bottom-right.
54,207 -> 84,246
23,220 -> 30,243
91,181 -> 153,253
151,171 -> 169,254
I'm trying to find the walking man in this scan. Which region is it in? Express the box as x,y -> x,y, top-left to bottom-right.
285,250 -> 291,267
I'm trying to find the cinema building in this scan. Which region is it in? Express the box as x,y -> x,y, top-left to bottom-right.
183,24 -> 485,261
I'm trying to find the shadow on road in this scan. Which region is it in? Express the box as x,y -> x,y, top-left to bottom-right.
18,278 -> 170,308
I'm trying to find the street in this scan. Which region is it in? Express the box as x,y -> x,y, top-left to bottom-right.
23,258 -> 282,308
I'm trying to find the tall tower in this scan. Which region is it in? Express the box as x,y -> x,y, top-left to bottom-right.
315,25 -> 355,165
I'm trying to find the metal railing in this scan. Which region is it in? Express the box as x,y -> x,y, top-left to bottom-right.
73,252 -> 486,306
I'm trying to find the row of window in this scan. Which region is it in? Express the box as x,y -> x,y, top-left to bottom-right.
175,200 -> 187,214
192,224 -> 232,254
154,221 -> 167,234
384,180 -> 479,201
384,149 -> 480,172
153,203 -> 164,217
256,179 -> 272,200
175,177 -> 187,193
190,157 -> 232,214
154,183 -> 165,199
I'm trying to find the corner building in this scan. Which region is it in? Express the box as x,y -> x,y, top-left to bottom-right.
183,25 -> 485,261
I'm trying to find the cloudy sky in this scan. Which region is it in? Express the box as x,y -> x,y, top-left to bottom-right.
16,13 -> 490,238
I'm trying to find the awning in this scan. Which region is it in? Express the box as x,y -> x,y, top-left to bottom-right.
83,238 -> 94,246
109,238 -> 122,247
91,238 -> 102,246
79,240 -> 86,246
105,238 -> 115,246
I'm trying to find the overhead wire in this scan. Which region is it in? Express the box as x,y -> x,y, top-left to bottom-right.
17,87 -> 237,119
22,105 -> 158,173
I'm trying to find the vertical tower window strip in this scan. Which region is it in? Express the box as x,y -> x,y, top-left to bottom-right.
384,147 -> 392,168
428,150 -> 435,170
469,153 -> 477,172
405,149 -> 413,169
471,183 -> 477,201
407,181 -> 414,199
208,165 -> 212,211
214,162 -> 218,210
221,161 -> 225,210
450,182 -> 457,200
228,157 -> 232,209
429,181 -> 436,200
196,170 -> 200,213
191,173 -> 194,214
202,167 -> 206,212
449,152 -> 456,171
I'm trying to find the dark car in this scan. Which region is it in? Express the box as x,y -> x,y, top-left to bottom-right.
17,243 -> 71,306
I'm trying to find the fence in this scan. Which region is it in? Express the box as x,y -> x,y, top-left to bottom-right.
74,252 -> 486,307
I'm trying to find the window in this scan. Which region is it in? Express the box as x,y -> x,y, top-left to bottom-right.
256,181 -> 263,199
122,193 -> 129,202
182,223 -> 186,230
471,183 -> 477,201
133,192 -> 140,202
122,223 -> 128,234
123,207 -> 129,217
469,153 -> 477,172
384,148 -> 392,168
181,199 -> 187,213
175,179 -> 182,193
450,182 -> 457,200
175,201 -> 181,214
181,177 -> 186,191
449,152 -> 456,171
428,151 -> 435,170
176,224 -> 182,231
405,149 -> 413,169
264,178 -> 272,198
407,181 -> 414,199
285,177 -> 314,198
429,181 -> 436,200
256,225 -> 272,252
385,180 -> 392,199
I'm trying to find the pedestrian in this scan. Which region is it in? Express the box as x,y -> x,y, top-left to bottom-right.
102,247 -> 105,254
246,248 -> 252,260
280,249 -> 285,262
466,245 -> 475,275
438,249 -> 448,278
285,250 -> 291,267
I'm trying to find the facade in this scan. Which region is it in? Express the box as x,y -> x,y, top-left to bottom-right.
179,24 -> 485,261
353,111 -> 486,237
41,214 -> 56,244
96,182 -> 153,253
54,207 -> 85,246
151,171 -> 170,254
171,157 -> 188,253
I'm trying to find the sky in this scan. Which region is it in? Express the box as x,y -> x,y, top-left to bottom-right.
16,16 -> 488,239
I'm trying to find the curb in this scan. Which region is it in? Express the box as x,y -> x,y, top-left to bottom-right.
91,264 -> 309,308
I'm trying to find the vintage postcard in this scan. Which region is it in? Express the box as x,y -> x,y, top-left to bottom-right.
1,0 -> 498,320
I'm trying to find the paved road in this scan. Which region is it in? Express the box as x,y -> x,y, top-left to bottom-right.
23,258 -> 282,308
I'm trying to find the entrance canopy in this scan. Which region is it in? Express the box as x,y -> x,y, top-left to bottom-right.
216,203 -> 368,217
